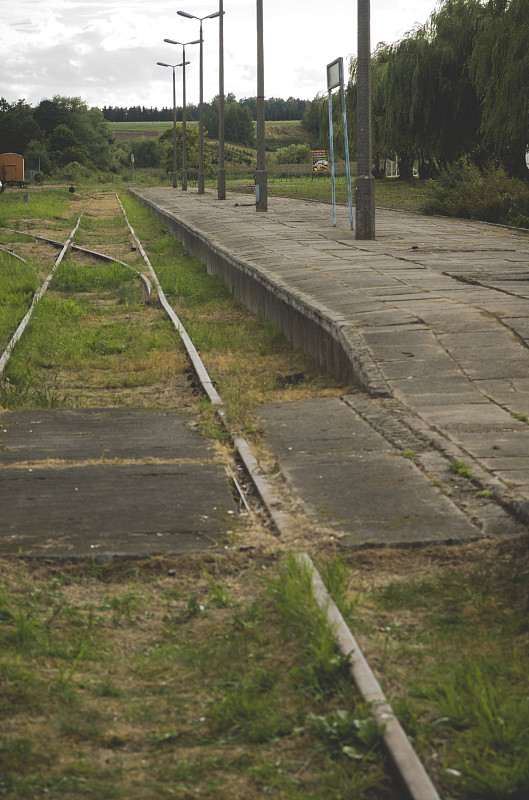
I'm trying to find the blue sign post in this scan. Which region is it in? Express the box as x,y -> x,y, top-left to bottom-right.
326,57 -> 354,230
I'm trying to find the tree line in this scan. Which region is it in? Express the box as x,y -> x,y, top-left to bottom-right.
102,96 -> 308,124
312,0 -> 528,180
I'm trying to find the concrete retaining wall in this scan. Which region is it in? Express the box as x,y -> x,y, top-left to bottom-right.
131,190 -> 389,397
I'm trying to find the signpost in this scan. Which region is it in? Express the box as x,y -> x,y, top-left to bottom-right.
131,153 -> 135,185
312,150 -> 329,174
326,57 -> 353,229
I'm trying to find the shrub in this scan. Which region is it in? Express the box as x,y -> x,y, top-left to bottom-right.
422,162 -> 529,228
275,144 -> 311,165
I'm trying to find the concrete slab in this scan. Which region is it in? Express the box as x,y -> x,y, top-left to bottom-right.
0,409 -> 238,558
259,398 -> 479,547
0,408 -> 208,463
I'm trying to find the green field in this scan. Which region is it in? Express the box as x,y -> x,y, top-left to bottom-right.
110,119 -> 310,148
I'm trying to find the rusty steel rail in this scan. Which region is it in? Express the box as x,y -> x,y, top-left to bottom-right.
0,217 -> 82,379
0,245 -> 28,263
298,553 -> 442,800
121,191 -> 442,800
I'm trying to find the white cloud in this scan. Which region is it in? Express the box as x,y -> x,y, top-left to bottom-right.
2,0 -> 439,108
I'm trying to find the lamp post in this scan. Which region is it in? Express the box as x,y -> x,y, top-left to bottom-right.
164,38 -> 200,191
177,8 -> 221,195
255,0 -> 267,211
355,0 -> 375,238
218,0 -> 226,200
157,60 -> 186,188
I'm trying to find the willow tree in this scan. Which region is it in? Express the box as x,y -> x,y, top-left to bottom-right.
470,0 -> 529,178
382,0 -> 484,178
383,28 -> 432,178
427,0 -> 484,166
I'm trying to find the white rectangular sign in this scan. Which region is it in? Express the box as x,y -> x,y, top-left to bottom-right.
327,58 -> 342,91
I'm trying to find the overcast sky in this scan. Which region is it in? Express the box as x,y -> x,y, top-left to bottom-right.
3,0 -> 440,111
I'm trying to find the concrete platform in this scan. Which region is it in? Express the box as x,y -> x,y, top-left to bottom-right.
131,188 -> 529,530
258,396 -> 481,547
0,408 -> 238,558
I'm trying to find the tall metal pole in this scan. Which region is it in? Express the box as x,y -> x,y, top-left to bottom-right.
255,0 -> 267,212
218,0 -> 226,200
340,59 -> 354,230
171,66 -> 178,188
198,19 -> 205,194
328,91 -> 336,227
182,45 -> 188,190
355,0 -> 375,238
165,38 -> 200,189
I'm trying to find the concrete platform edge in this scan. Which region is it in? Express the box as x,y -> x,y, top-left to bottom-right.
130,189 -> 390,397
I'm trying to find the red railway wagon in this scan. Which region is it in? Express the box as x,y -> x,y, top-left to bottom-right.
0,153 -> 25,187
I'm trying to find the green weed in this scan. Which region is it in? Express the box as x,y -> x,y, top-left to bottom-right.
307,709 -> 382,760
448,460 -> 472,478
267,556 -> 355,700
202,566 -> 233,607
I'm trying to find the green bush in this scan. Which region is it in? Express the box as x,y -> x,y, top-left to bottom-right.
275,143 -> 311,165
422,162 -> 529,228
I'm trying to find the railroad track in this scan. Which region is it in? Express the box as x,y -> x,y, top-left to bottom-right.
0,190 -> 441,800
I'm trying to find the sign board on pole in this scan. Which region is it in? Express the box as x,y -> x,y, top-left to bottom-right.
325,56 -> 353,230
327,58 -> 342,91
312,150 -> 329,173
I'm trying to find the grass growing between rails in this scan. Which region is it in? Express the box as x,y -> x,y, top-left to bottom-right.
0,252 -> 39,352
0,554 -> 396,800
0,254 -> 187,410
1,189 -> 344,415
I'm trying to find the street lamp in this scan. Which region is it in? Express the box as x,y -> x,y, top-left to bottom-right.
218,0 -> 226,200
157,61 -> 187,188
177,8 -> 221,194
164,38 -> 200,191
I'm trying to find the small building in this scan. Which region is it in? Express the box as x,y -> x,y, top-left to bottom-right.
0,153 -> 25,187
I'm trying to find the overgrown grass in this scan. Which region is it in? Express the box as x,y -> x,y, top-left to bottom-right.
0,252 -> 39,350
4,544 -> 526,799
230,175 -> 431,212
0,555 -> 395,799
1,188 -> 344,416
337,539 -> 529,799
0,189 -> 74,228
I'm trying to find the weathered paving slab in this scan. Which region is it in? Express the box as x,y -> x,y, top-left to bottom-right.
0,409 -> 238,558
258,397 -> 479,547
0,408 -> 209,463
